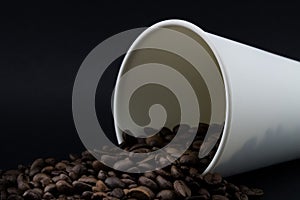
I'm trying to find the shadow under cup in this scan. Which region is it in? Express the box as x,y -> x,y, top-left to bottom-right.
113,21 -> 228,174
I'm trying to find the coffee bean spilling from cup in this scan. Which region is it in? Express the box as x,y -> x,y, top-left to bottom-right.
0,123 -> 263,199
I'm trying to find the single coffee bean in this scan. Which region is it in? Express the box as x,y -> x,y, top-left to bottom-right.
71,164 -> 86,176
174,180 -> 192,198
44,183 -> 56,193
56,180 -> 73,194
17,174 -> 30,191
146,134 -> 164,147
41,166 -> 54,174
156,189 -> 176,200
155,169 -> 171,178
78,176 -> 97,185
111,188 -> 124,198
138,176 -> 158,191
127,186 -> 155,200
113,159 -> 134,171
179,154 -> 198,166
81,191 -> 93,199
121,178 -> 136,186
171,165 -> 184,179
156,175 -> 172,189
144,171 -> 156,180
105,177 -> 125,189
108,171 -> 117,177
94,180 -> 109,192
97,170 -> 107,180
55,162 -> 67,171
72,181 -> 92,192
128,184 -> 138,189
29,159 -> 44,177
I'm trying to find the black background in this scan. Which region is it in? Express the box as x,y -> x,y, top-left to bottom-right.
1,2 -> 300,199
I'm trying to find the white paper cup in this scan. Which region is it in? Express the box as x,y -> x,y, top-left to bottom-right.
113,19 -> 300,176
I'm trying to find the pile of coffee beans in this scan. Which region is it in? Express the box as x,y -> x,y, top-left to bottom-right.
0,124 -> 263,200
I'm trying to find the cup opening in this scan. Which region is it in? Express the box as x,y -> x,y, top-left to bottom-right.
113,19 -> 230,174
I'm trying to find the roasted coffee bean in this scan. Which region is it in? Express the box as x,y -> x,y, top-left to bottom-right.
94,180 -> 109,192
72,181 -> 92,192
108,171 -> 117,177
97,170 -> 107,180
105,177 -> 125,189
146,134 -> 164,147
55,162 -> 67,171
113,159 -> 134,171
29,159 -> 44,177
137,176 -> 158,191
127,186 -> 155,200
174,180 -> 192,198
41,166 -> 54,174
179,154 -> 198,166
44,183 -> 56,193
171,165 -> 184,179
156,175 -> 172,189
82,191 -> 93,199
144,171 -> 156,180
121,178 -> 136,186
155,169 -> 171,178
71,164 -> 86,176
78,176 -> 97,185
17,174 -> 30,191
56,180 -> 73,194
156,189 -> 176,200
128,183 -> 138,189
110,187 -> 124,198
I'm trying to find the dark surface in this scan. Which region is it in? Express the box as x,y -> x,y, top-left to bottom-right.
0,2 -> 300,199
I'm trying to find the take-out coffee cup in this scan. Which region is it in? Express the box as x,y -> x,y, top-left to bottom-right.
113,19 -> 300,176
